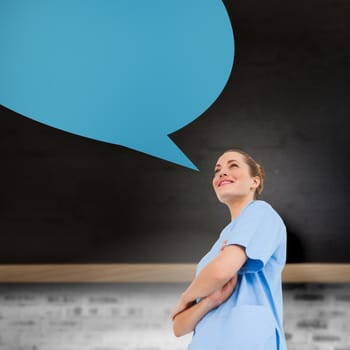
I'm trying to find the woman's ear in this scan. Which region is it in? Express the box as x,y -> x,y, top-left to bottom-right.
251,176 -> 260,190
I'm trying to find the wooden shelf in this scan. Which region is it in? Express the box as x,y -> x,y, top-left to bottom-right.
0,263 -> 349,283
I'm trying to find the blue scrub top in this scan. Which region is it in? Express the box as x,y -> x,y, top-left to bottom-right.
188,200 -> 287,350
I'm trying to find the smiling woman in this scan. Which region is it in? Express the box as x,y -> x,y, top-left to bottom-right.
171,149 -> 287,350
213,149 -> 265,204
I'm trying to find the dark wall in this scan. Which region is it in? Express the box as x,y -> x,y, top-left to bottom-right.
1,0 -> 349,263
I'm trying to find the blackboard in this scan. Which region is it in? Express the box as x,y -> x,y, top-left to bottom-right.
1,0 -> 349,264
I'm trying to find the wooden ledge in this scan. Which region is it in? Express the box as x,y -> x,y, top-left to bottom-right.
0,263 -> 349,283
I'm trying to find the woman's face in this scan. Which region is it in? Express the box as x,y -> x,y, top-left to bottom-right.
212,151 -> 259,204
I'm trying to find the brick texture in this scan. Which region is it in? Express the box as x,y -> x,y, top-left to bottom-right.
0,283 -> 349,349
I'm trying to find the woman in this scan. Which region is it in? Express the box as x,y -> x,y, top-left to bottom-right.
171,149 -> 287,350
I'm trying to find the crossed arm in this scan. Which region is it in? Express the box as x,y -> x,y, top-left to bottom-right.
171,243 -> 248,337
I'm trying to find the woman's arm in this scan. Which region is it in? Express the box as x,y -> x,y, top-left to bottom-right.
173,297 -> 213,337
171,244 -> 247,319
173,276 -> 237,337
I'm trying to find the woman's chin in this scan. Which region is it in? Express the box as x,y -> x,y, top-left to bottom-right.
217,192 -> 251,205
217,193 -> 236,204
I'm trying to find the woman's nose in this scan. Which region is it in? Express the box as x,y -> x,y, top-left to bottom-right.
219,172 -> 227,177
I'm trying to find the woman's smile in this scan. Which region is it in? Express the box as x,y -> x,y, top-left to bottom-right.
218,179 -> 234,187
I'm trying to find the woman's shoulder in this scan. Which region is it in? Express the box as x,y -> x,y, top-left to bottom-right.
245,200 -> 285,224
249,200 -> 278,212
244,199 -> 272,213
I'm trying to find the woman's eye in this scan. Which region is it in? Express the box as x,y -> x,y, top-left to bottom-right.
230,163 -> 238,168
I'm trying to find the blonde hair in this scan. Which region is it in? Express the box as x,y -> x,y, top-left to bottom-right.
223,149 -> 265,199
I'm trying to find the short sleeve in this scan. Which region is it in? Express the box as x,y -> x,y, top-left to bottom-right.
225,201 -> 285,273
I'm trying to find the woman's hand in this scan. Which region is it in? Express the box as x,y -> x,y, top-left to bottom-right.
171,294 -> 195,320
205,274 -> 238,308
171,240 -> 238,320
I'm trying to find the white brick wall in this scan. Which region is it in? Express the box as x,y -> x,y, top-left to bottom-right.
0,283 -> 349,350
283,284 -> 350,350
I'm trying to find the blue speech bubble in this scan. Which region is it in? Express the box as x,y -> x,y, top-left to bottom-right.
0,0 -> 234,170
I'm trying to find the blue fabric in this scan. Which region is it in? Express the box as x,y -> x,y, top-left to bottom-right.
188,200 -> 287,350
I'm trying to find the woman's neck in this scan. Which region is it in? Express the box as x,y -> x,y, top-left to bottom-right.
227,196 -> 256,221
